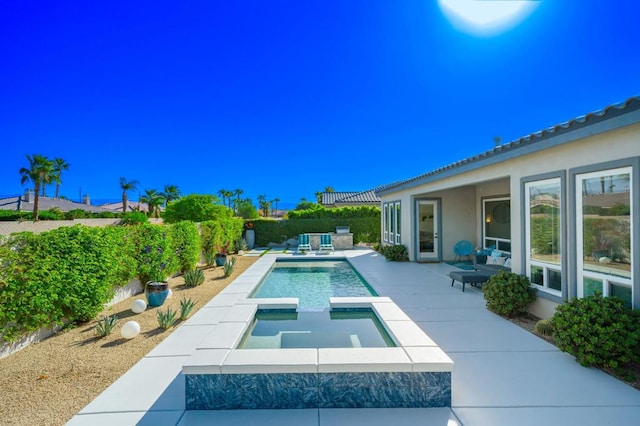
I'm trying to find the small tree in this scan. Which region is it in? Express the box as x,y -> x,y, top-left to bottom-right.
163,194 -> 229,223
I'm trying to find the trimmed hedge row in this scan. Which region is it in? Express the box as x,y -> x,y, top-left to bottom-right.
253,217 -> 380,247
0,209 -> 122,221
0,221 -> 203,342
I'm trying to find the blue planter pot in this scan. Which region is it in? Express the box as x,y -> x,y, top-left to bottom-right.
215,254 -> 227,266
145,281 -> 169,307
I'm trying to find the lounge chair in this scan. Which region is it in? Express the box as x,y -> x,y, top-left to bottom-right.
318,233 -> 334,254
297,233 -> 312,253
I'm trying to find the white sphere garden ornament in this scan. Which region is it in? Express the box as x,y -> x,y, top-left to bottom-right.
121,321 -> 141,339
131,299 -> 147,314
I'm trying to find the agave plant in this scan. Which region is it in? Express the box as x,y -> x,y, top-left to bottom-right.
157,308 -> 178,329
204,250 -> 217,268
223,256 -> 237,277
180,297 -> 197,320
184,268 -> 205,286
95,315 -> 119,337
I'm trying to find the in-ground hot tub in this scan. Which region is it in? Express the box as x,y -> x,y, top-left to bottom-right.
183,297 -> 454,409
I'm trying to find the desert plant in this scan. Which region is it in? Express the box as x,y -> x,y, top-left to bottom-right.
382,244 -> 408,261
204,250 -> 217,267
482,271 -> 536,317
550,294 -> 640,376
157,307 -> 178,329
184,268 -> 205,287
235,237 -> 248,252
180,297 -> 197,320
534,319 -> 553,336
95,315 -> 119,337
223,256 -> 237,277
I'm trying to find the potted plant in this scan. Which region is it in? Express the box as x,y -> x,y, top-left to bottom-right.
146,269 -> 170,307
215,241 -> 229,266
244,221 -> 255,249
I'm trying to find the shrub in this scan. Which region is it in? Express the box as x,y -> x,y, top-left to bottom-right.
0,225 -> 137,341
132,223 -> 176,283
482,271 -> 536,317
168,221 -> 200,273
184,268 -> 205,287
163,194 -> 230,223
382,244 -> 408,261
120,211 -> 148,226
534,319 -> 553,336
64,209 -> 92,219
550,294 -> 640,375
200,217 -> 243,257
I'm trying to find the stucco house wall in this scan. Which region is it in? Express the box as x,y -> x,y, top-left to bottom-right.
378,98 -> 640,317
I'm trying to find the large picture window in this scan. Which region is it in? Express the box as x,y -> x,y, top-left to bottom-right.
576,167 -> 633,307
483,197 -> 511,252
383,201 -> 401,244
525,178 -> 562,295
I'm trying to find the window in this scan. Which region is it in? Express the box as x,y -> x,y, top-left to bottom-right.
483,197 -> 511,252
383,201 -> 401,244
525,178 -> 562,295
576,167 -> 633,307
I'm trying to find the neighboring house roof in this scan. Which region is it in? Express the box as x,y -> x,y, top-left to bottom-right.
0,196 -> 112,213
100,201 -> 153,213
377,96 -> 640,196
321,190 -> 381,206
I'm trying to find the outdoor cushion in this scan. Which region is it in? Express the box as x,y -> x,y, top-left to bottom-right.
486,256 -> 506,266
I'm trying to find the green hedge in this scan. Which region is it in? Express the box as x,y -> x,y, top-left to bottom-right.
0,209 -> 124,221
0,225 -> 137,341
253,217 -> 380,247
287,205 -> 380,219
200,216 -> 244,256
0,221 -> 205,342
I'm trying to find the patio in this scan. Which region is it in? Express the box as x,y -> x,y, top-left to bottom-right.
68,248 -> 640,425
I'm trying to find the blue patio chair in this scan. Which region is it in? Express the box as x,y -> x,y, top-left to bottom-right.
318,233 -> 334,254
453,240 -> 474,262
297,233 -> 312,253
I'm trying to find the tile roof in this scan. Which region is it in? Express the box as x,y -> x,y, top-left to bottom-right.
321,190 -> 381,205
0,196 -> 112,213
377,96 -> 640,195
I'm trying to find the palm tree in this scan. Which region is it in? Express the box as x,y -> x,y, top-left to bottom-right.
272,197 -> 280,217
19,154 -> 53,220
51,157 -> 70,199
233,189 -> 244,213
162,184 -> 181,206
217,189 -> 233,209
257,194 -> 271,217
140,188 -> 165,218
119,177 -> 140,213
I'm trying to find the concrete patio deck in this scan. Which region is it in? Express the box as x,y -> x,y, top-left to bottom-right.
68,248 -> 640,425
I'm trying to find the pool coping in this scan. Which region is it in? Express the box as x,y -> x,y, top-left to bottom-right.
182,255 -> 454,375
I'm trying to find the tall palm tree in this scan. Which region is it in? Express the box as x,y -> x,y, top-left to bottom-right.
233,189 -> 244,213
140,188 -> 165,218
19,154 -> 53,220
119,177 -> 140,213
272,197 -> 280,217
52,157 -> 70,199
217,189 -> 229,208
162,184 -> 181,206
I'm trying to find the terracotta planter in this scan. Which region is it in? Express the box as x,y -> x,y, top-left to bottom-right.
145,281 -> 169,307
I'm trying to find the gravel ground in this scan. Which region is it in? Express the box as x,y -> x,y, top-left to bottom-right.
0,255 -> 258,426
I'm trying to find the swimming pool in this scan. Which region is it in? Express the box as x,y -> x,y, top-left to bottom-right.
250,260 -> 377,310
238,309 -> 396,349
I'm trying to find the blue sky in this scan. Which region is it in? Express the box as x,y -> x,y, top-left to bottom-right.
1,1 -> 639,209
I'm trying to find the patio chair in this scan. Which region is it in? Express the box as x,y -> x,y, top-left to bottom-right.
453,240 -> 474,262
297,233 -> 312,253
318,233 -> 334,254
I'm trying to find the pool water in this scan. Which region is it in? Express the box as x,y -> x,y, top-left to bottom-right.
250,260 -> 377,310
238,309 -> 396,349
